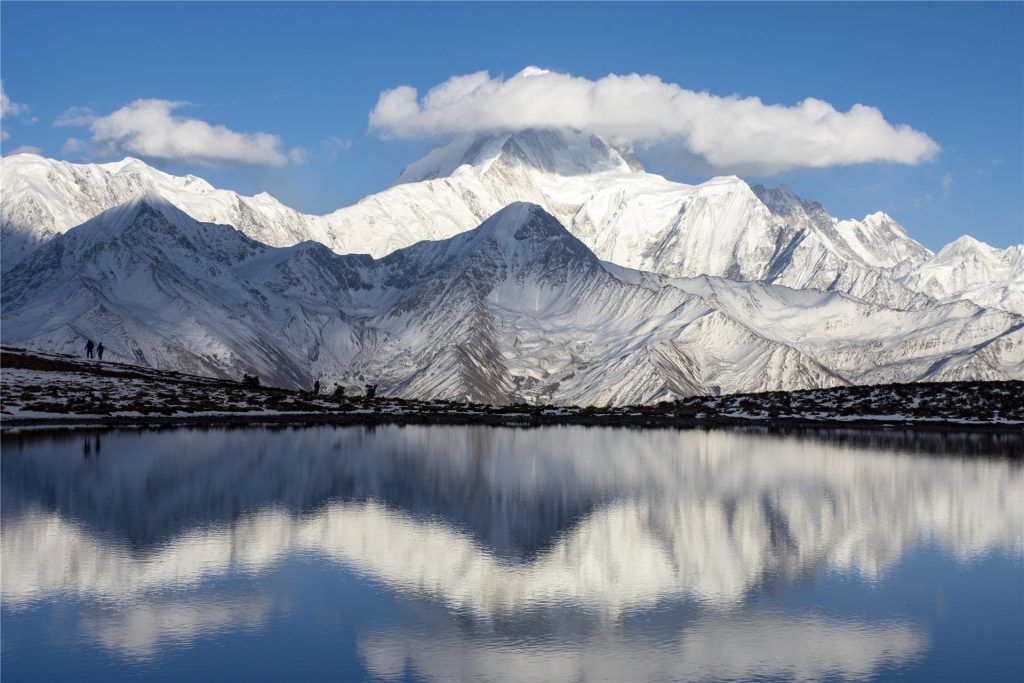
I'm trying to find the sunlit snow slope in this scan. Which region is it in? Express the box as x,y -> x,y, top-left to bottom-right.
3,130 -> 1021,314
3,197 -> 1020,403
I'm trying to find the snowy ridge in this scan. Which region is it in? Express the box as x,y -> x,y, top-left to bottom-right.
0,153 -> 336,270
897,235 -> 1024,313
4,132 -> 1020,314
2,197 -> 1020,404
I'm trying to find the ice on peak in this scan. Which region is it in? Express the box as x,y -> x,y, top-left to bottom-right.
395,128 -> 637,185
698,175 -> 756,198
419,202 -> 592,270
467,202 -> 565,246
102,156 -> 151,173
951,234 -> 984,247
495,129 -> 633,175
863,211 -> 899,226
482,202 -> 545,232
939,235 -> 996,258
707,175 -> 747,186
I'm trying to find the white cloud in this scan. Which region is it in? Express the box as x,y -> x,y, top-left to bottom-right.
288,147 -> 310,165
87,99 -> 295,167
941,172 -> 953,198
54,106 -> 97,128
1,81 -> 30,141
0,80 -> 28,119
369,67 -> 940,175
62,137 -> 86,155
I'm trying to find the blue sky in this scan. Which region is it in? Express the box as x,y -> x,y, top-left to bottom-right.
1,2 -> 1021,250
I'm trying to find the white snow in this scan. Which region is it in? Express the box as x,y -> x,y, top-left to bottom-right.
2,197 -> 1021,405
2,132 -> 1022,404
6,132 -> 1018,314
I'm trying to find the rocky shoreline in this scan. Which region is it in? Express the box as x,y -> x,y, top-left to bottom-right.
2,346 -> 1021,436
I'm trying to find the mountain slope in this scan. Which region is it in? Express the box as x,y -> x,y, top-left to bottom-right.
326,131 -> 937,312
0,193 -> 337,387
3,198 -> 1019,403
0,153 -> 336,270
897,236 -> 1024,313
4,138 -> 1020,315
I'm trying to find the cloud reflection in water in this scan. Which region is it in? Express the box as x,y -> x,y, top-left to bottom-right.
1,425 -> 1019,680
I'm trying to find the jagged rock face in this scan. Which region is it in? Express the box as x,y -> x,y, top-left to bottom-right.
3,199 -> 1020,404
4,133 -> 1021,314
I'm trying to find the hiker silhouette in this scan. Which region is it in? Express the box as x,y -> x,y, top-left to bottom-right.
313,379 -> 321,395
85,339 -> 95,359
96,342 -> 105,360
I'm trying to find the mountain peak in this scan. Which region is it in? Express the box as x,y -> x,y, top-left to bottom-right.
68,190 -> 196,240
395,128 -> 638,185
432,201 -> 575,252
99,156 -> 153,174
938,234 -> 997,259
864,210 -> 895,223
480,202 -> 550,238
380,202 -> 598,290
951,234 -> 983,247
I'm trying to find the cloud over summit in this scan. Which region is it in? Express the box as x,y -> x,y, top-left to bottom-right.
369,67 -> 940,175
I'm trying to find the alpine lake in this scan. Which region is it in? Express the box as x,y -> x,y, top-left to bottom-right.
2,424 -> 1021,682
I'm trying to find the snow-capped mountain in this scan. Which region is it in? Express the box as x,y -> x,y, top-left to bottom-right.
3,197 -> 1020,403
897,236 -> 1024,313
0,194 -> 317,388
0,153 -> 336,270
327,130 -> 938,310
4,132 -> 1021,315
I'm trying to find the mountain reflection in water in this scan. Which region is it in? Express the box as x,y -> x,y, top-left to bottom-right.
2,425 -> 1021,682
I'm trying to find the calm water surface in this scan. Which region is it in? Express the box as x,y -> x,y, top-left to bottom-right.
1,425 -> 1022,682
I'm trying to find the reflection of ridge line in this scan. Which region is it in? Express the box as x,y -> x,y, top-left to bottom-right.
5,475 -> 1022,617
3,427 -> 1022,615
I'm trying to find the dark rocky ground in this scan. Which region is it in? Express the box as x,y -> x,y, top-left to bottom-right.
2,345 -> 1021,432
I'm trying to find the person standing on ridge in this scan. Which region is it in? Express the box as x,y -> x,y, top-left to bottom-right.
96,342 -> 105,361
85,339 -> 95,359
313,379 -> 321,395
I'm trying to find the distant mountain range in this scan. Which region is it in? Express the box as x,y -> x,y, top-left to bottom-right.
4,130 -> 1022,312
1,130 -> 1022,402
